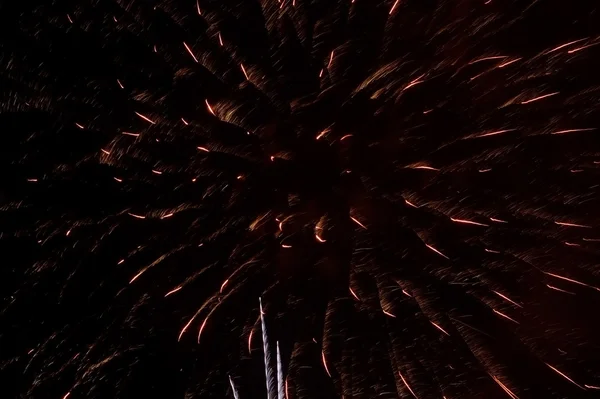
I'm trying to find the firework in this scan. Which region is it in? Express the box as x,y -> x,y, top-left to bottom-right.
1,0 -> 600,398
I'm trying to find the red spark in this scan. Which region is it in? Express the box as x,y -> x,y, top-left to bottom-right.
389,0 -> 400,15
196,0 -> 202,15
197,146 -> 210,152
327,50 -> 335,68
113,177 -> 123,182
75,123 -> 85,129
27,178 -> 38,182
181,118 -> 189,125
281,244 -> 292,248
544,272 -> 600,291
383,309 -> 396,318
248,329 -> 253,353
490,217 -> 508,223
197,316 -> 209,344
315,233 -> 327,243
568,42 -> 599,54
117,259 -> 125,265
128,212 -> 146,219
161,213 -> 174,219
122,131 -> 140,137
152,170 -> 162,175
405,199 -> 419,208
117,79 -> 124,89
218,32 -> 223,46
101,149 -> 111,155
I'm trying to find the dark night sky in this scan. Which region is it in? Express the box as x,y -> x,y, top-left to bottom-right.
2,0 -> 600,398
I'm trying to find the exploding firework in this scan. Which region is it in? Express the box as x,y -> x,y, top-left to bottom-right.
1,0 -> 600,398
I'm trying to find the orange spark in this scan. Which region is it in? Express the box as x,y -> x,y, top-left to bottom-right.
350,216 -> 367,229
281,244 -> 292,248
75,123 -> 85,129
551,128 -> 595,135
492,291 -> 522,308
205,99 -> 215,116
117,79 -> 124,89
405,199 -> 419,208
546,38 -> 588,54
129,269 -> 146,284
485,248 -> 501,254
101,148 -> 111,155
316,129 -> 329,140
63,392 -> 71,399
134,111 -> 156,124
67,14 -> 73,23
584,385 -> 600,390
554,221 -> 591,228
520,92 -> 559,104
118,259 -> 125,265
128,212 -> 146,219
113,177 -> 123,182
27,178 -> 38,182
315,233 -> 327,243
340,134 -> 353,141
479,168 -> 492,173
450,217 -> 489,227
493,309 -> 519,324
196,0 -> 202,15
564,241 -> 580,246
161,213 -> 174,219
197,146 -> 210,152
402,289 -> 412,297
496,58 -> 522,68
545,363 -> 585,390
490,374 -> 519,399
383,309 -> 396,318
197,316 -> 209,344
152,169 -> 162,175
122,131 -> 140,137
430,321 -> 450,336
240,63 -> 249,80
183,42 -> 198,63
568,42 -> 599,54
425,244 -> 449,259
178,315 -> 197,341
546,284 -> 575,295
181,118 -> 189,125
328,50 -> 335,68
322,351 -> 332,377
66,229 -> 71,236
349,287 -> 360,301
475,129 -> 516,138
490,217 -> 508,223
218,32 -> 223,46
165,286 -> 182,297
544,272 -> 600,291
220,279 -> 229,293
389,0 -> 400,15
412,165 -> 439,171
398,371 -> 419,399
248,329 -> 253,352
319,68 -> 324,78
469,55 -> 507,64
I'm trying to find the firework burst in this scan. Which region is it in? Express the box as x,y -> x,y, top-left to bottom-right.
2,0 -> 600,398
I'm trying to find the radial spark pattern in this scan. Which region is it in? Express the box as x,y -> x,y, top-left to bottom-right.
2,0 -> 600,398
